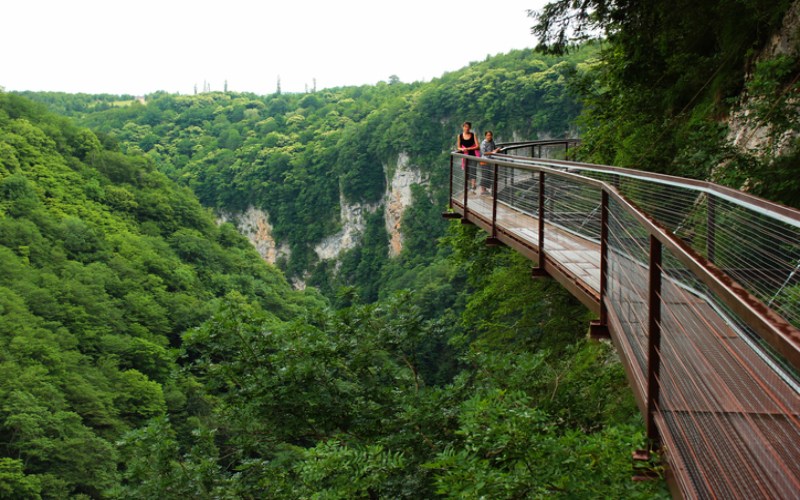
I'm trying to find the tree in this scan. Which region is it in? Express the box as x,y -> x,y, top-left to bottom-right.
0,458 -> 42,499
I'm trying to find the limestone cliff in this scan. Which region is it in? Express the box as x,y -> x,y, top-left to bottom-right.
314,192 -> 380,260
217,206 -> 290,265
385,153 -> 424,257
314,153 -> 425,261
727,0 -> 800,156
222,154 -> 426,272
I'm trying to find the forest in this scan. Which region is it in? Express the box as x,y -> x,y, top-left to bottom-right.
3,0 -> 799,497
18,45 -> 593,291
0,90 -> 661,498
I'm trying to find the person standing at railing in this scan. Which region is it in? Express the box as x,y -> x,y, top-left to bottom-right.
479,130 -> 500,195
457,122 -> 480,194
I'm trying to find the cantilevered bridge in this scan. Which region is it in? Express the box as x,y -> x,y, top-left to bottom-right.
444,140 -> 800,499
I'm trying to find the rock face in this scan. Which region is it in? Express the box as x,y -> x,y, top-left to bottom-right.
313,153 -> 425,261
314,192 -> 380,260
727,0 -> 800,155
761,0 -> 800,62
218,206 -> 290,265
221,154 -> 426,270
385,153 -> 424,257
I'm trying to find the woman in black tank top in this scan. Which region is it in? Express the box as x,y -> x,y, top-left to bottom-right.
457,122 -> 480,193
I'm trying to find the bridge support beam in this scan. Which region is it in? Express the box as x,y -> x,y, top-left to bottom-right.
485,237 -> 505,247
531,266 -> 549,278
589,321 -> 610,340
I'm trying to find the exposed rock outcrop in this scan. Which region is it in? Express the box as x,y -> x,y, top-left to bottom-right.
385,153 -> 424,257
727,0 -> 800,155
217,206 -> 290,265
314,192 -> 380,260
221,154 -> 426,270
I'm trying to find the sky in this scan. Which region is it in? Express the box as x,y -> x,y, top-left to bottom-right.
2,0 -> 549,96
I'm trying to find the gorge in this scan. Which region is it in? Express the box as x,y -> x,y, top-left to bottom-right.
3,0 -> 800,495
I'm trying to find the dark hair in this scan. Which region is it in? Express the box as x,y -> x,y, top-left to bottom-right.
462,121 -> 472,128
484,130 -> 493,136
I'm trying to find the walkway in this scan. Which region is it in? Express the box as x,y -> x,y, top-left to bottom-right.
446,143 -> 800,499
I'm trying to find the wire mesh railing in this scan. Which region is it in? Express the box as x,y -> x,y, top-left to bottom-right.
445,143 -> 800,499
503,156 -> 800,333
656,239 -> 800,498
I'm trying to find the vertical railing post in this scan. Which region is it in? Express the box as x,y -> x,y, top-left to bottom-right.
533,171 -> 547,276
510,167 -> 515,207
491,162 -> 499,239
707,194 -> 716,264
646,234 -> 663,449
442,154 -> 462,219
600,190 -> 608,324
448,155 -> 454,210
590,190 -> 610,339
539,171 -> 545,249
462,154 -> 470,212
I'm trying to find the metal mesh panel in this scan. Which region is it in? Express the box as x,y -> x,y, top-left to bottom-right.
658,245 -> 800,498
544,175 -> 602,241
542,174 -> 602,290
574,167 -> 800,329
606,198 -> 651,387
452,156 -> 465,203
495,164 -> 540,246
706,197 -> 800,328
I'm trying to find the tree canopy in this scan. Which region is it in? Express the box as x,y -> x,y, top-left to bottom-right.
0,46 -> 669,496
530,0 -> 800,207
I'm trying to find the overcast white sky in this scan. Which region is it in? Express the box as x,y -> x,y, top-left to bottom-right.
2,0 -> 549,95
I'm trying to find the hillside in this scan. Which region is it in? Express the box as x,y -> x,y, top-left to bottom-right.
19,46 -> 598,300
0,92 -> 327,496
532,0 -> 800,208
1,52 -> 668,496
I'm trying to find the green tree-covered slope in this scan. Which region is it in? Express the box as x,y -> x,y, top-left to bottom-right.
0,91 -> 665,497
21,46 -> 597,285
0,92 -> 324,496
533,0 -> 800,207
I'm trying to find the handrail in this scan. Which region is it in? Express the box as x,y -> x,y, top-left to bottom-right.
499,139 -> 581,148
499,155 -> 800,229
450,151 -> 800,368
445,146 -> 800,499
496,139 -> 580,161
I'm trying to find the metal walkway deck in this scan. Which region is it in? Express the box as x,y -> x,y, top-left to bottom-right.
445,142 -> 800,499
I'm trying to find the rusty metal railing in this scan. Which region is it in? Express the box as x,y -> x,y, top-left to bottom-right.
444,142 -> 800,499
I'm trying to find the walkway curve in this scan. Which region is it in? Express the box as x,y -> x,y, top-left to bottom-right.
445,141 -> 800,499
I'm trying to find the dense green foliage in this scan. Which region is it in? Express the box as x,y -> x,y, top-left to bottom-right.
24,46 -> 595,285
532,0 -> 800,208
5,2 -> 798,496
115,224 -> 667,499
12,92 -> 139,117
0,88 -> 667,497
0,92 -> 323,497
